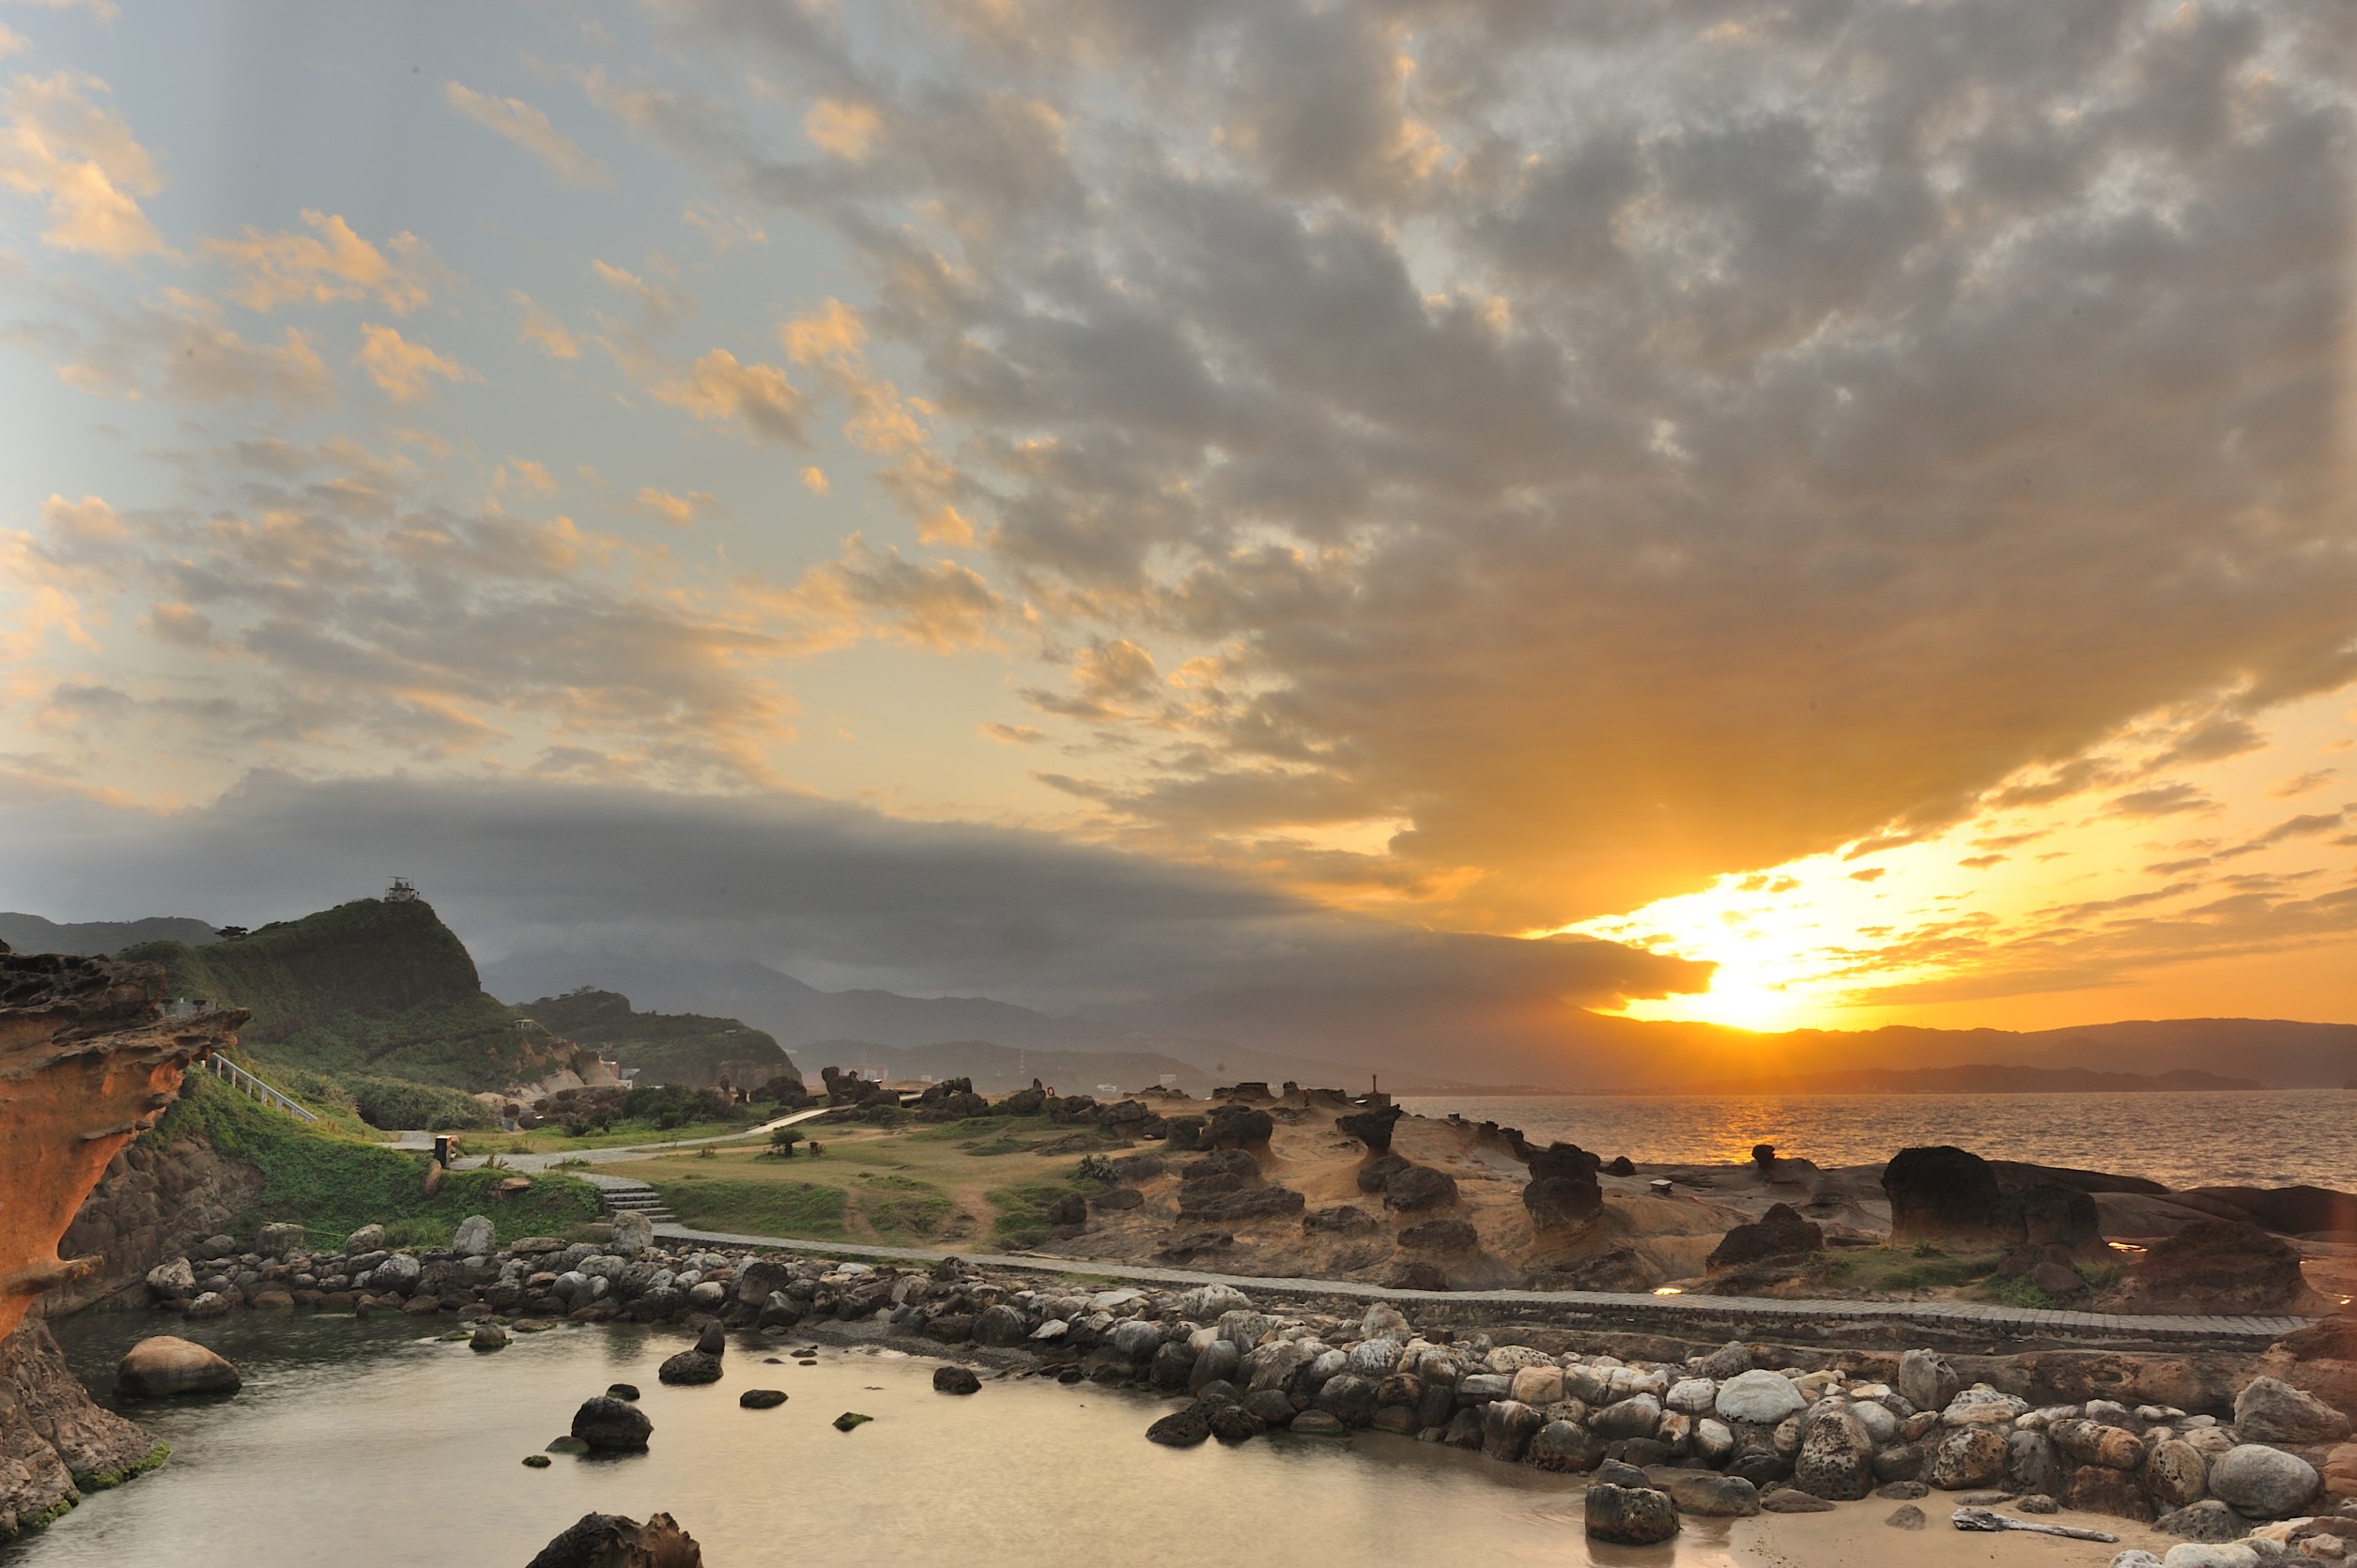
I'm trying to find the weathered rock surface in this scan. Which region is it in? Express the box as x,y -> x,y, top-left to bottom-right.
2208,1443 -> 2318,1518
524,1511 -> 702,1567
2232,1376 -> 2350,1446
1586,1483 -> 1680,1545
1884,1146 -> 2010,1249
2112,1222 -> 2321,1315
1707,1204 -> 1825,1272
1,944 -> 244,1534
571,1396 -> 653,1453
116,1336 -> 239,1398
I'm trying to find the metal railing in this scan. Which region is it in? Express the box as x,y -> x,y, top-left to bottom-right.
204,1053 -> 319,1123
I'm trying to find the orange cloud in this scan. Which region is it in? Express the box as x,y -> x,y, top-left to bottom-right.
0,71 -> 164,258
354,323 -> 475,403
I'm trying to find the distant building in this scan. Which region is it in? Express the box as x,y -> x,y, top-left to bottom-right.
384,877 -> 421,903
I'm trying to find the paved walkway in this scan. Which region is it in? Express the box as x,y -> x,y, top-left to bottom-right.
392,1105 -> 833,1174
637,1210 -> 2313,1350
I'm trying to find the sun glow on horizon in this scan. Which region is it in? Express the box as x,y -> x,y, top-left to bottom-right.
1558,685 -> 2357,1034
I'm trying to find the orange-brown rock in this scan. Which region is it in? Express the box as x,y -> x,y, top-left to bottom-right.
1,941 -> 244,1536
0,944 -> 245,1342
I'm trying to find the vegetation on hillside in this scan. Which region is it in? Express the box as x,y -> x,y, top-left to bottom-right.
120,898 -> 570,1092
151,1073 -> 598,1245
517,988 -> 800,1089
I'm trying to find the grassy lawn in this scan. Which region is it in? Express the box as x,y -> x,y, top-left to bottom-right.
609,1117 -> 1117,1245
457,1118 -> 771,1156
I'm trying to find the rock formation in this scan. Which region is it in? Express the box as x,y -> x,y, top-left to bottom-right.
0,942 -> 245,1535
524,1512 -> 701,1567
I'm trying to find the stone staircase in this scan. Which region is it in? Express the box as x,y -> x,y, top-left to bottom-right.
593,1177 -> 677,1227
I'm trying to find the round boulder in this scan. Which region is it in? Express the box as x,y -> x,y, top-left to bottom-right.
933,1366 -> 981,1395
1716,1370 -> 1806,1425
1794,1409 -> 1876,1500
2207,1443 -> 2319,1518
570,1396 -> 652,1453
116,1335 -> 239,1398
1925,1426 -> 2009,1491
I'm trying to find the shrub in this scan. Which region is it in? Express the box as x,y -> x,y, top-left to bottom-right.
349,1076 -> 497,1132
384,1216 -> 450,1249
619,1084 -> 738,1128
767,1125 -> 806,1156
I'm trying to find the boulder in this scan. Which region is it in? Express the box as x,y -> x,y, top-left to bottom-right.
2154,1546 -> 2262,1568
1795,1410 -> 1877,1500
1706,1204 -> 1825,1272
974,1305 -> 1033,1348
1586,1483 -> 1680,1545
1303,1205 -> 1377,1233
2009,1430 -> 2065,1497
1717,1370 -> 1807,1425
524,1512 -> 701,1568
2209,1443 -> 2319,1518
471,1324 -> 510,1352
1525,1420 -> 1607,1472
1925,1427 -> 2009,1490
2155,1499 -> 2245,1543
1523,1150 -> 1603,1231
1479,1399 -> 1546,1461
345,1224 -> 386,1253
2234,1377 -> 2351,1446
1665,1472 -> 1760,1516
144,1257 -> 195,1298
657,1350 -> 723,1386
2069,1463 -> 2156,1521
116,1335 -> 239,1397
2112,1222 -> 2320,1315
2145,1438 -> 2211,1510
256,1222 -> 307,1258
373,1252 -> 422,1292
610,1211 -> 655,1254
451,1215 -> 495,1258
1884,1146 -> 2010,1248
738,1390 -> 786,1408
1591,1394 -> 1662,1441
571,1397 -> 653,1452
1147,1407 -> 1212,1447
1383,1165 -> 1460,1212
1897,1349 -> 1960,1416
1315,1373 -> 1381,1427
932,1367 -> 980,1395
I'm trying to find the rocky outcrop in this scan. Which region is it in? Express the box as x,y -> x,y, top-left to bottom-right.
2109,1220 -> 2323,1315
49,1139 -> 261,1315
1705,1203 -> 1824,1273
524,1511 -> 701,1567
0,943 -> 243,1535
1883,1145 -> 2010,1250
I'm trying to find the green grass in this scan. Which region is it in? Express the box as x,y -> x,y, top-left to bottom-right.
985,1176 -> 1104,1247
655,1178 -> 850,1238
1983,1275 -> 2057,1309
851,1173 -> 954,1239
152,1073 -> 599,1246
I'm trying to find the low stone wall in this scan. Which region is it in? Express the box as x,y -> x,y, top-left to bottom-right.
136,1221 -> 2357,1553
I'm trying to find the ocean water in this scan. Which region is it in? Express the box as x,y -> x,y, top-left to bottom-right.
1397,1089 -> 2357,1191
15,1312 -> 1757,1568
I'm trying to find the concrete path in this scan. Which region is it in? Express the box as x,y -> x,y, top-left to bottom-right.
636,1213 -> 2313,1350
392,1105 -> 833,1173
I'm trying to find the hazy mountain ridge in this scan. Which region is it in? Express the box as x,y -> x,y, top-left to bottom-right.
517,988 -> 798,1091
0,911 -> 219,956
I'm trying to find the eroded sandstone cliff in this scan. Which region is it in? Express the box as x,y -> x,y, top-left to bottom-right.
0,941 -> 245,1535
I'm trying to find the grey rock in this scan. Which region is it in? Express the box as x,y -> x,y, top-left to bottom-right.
1716,1370 -> 1806,1424
1591,1393 -> 1662,1440
451,1215 -> 495,1258
609,1211 -> 654,1254
1897,1349 -> 1960,1416
1795,1409 -> 1877,1500
2208,1444 -> 2318,1518
2155,1499 -> 2244,1543
1480,1399 -> 1546,1462
1586,1483 -> 1680,1545
1525,1419 -> 1606,1472
1664,1473 -> 1760,1517
2233,1378 -> 2351,1447
1886,1504 -> 1927,1530
570,1396 -> 651,1452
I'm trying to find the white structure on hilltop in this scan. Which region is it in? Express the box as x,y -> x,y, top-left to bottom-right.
384,877 -> 421,902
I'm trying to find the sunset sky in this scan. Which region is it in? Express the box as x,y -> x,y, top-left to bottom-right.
3,0 -> 2353,1034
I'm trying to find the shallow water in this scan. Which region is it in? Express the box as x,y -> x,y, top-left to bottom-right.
15,1313 -> 1749,1568
1397,1088 -> 2357,1190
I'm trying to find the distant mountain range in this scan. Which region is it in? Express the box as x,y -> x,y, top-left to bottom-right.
1658,1065 -> 2269,1096
11,907 -> 2355,1094
0,912 -> 218,955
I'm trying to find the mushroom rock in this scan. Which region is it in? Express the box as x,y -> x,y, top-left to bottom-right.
0,942 -> 246,1533
1883,1146 -> 2010,1250
1334,1103 -> 1404,1156
1522,1142 -> 1603,1233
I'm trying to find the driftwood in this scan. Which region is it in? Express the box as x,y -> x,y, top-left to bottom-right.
1951,1507 -> 2118,1543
